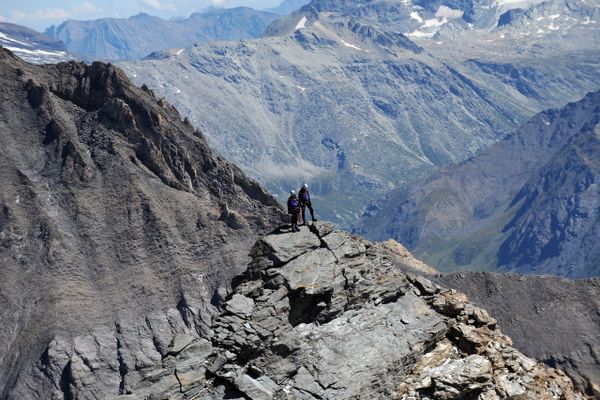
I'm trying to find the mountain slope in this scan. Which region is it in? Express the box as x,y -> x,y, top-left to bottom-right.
0,22 -> 71,64
0,48 -> 284,399
44,8 -> 279,61
358,89 -> 600,278
120,0 -> 600,227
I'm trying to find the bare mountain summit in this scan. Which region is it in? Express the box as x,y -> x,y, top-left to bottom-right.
114,223 -> 584,399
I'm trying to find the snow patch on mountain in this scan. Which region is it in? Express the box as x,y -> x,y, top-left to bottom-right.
0,32 -> 32,48
295,16 -> 307,31
496,0 -> 548,10
2,46 -> 66,57
407,5 -> 464,38
436,5 -> 464,19
410,11 -> 424,23
340,39 -> 362,50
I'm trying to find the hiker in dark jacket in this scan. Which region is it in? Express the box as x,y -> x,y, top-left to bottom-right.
287,190 -> 301,232
298,183 -> 316,224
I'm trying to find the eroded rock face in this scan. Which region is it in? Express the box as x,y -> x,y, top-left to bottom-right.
0,48 -> 284,399
120,223 -> 582,399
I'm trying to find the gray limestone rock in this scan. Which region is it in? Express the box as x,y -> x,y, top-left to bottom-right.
168,334 -> 196,356
225,294 -> 256,318
122,225 -> 584,400
429,355 -> 493,399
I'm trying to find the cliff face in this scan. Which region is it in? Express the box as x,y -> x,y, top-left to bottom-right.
115,223 -> 583,399
0,48 -> 285,399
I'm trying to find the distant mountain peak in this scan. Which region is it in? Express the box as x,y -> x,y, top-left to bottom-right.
358,90 -> 600,279
0,22 -> 72,64
43,7 -> 281,61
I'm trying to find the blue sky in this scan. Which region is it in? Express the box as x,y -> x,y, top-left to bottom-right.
0,0 -> 281,31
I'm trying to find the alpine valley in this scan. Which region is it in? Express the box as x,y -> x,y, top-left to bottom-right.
119,0 -> 600,227
357,88 -> 600,278
1,0 -> 600,398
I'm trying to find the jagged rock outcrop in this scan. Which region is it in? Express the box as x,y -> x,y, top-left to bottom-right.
118,223 -> 582,399
0,48 -> 285,399
433,272 -> 600,397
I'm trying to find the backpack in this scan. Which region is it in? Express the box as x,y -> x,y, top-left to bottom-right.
287,196 -> 298,214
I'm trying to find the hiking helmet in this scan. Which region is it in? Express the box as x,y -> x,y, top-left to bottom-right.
290,190 -> 296,195
303,183 -> 308,188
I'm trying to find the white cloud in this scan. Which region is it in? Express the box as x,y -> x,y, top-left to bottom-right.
11,8 -> 69,22
11,10 -> 28,20
75,2 -> 103,15
8,2 -> 104,27
211,0 -> 228,6
0,14 -> 5,22
37,9 -> 70,20
141,0 -> 177,11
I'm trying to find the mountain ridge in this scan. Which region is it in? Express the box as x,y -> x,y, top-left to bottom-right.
0,47 -> 284,399
44,7 -> 280,61
109,222 -> 586,399
120,0 -> 600,226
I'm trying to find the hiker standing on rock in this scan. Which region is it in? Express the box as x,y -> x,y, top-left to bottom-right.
287,190 -> 301,232
299,183 -> 317,224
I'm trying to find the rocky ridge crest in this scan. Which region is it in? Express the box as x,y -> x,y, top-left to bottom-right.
119,223 -> 582,399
